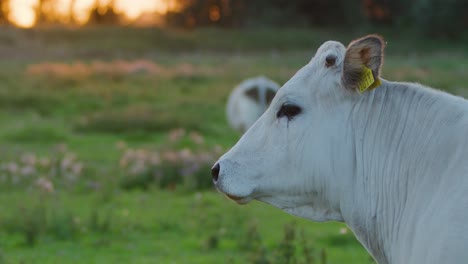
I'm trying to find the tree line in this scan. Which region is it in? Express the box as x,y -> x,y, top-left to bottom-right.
165,0 -> 467,38
0,0 -> 466,38
0,0 -> 122,26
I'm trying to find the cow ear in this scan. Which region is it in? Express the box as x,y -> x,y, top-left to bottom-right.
245,87 -> 260,102
342,35 -> 385,93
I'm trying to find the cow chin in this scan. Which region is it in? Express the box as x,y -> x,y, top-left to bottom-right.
257,195 -> 344,222
225,193 -> 253,205
214,179 -> 255,205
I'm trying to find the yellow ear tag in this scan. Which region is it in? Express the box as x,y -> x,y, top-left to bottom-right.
359,66 -> 381,93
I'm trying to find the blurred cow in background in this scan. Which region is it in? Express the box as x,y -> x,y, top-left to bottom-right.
226,76 -> 280,133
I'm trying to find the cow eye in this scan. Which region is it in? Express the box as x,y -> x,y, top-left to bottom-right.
276,103 -> 302,120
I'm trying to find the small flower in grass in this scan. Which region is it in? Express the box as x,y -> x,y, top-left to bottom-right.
168,128 -> 186,142
90,60 -> 108,73
213,145 -> 223,155
20,165 -> 36,176
71,162 -> 83,175
149,153 -> 161,166
54,143 -> 68,154
61,158 -> 71,170
73,62 -> 90,76
179,163 -> 200,177
177,63 -> 195,76
129,162 -> 146,176
189,131 -> 204,144
136,149 -> 149,161
7,162 -> 19,174
127,60 -> 161,74
61,153 -> 77,170
39,157 -> 51,169
197,152 -> 214,163
21,153 -> 37,166
0,149 -> 85,191
120,158 -> 128,168
339,227 -> 348,235
118,134 -> 225,191
35,177 -> 54,193
120,149 -> 136,168
115,141 -> 127,151
179,148 -> 194,162
162,151 -> 178,163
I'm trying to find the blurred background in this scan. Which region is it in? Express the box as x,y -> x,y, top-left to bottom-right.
0,0 -> 466,263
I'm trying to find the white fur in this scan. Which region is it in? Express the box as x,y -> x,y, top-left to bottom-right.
226,76 -> 280,133
214,40 -> 468,263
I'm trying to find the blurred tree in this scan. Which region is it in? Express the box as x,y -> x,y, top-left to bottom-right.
362,0 -> 401,24
361,0 -> 467,38
238,0 -> 298,27
68,0 -> 77,24
87,0 -> 122,25
165,0 -> 244,28
166,0 -> 365,28
294,0 -> 363,26
411,0 -> 467,38
2,0 -> 463,38
0,0 -> 10,24
35,0 -> 61,25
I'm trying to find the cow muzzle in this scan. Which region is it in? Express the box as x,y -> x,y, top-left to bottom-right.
211,161 -> 254,204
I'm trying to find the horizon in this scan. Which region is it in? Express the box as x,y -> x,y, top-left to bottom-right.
9,0 -> 174,27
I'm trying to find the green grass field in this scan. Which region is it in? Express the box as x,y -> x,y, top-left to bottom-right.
0,26 -> 467,263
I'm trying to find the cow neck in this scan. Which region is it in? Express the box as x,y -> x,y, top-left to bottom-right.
340,80 -> 468,264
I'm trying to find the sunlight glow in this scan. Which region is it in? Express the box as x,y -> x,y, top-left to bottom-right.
115,0 -> 169,19
9,0 -> 170,27
74,0 -> 96,23
9,0 -> 36,27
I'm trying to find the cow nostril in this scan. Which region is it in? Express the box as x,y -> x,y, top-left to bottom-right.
211,163 -> 220,183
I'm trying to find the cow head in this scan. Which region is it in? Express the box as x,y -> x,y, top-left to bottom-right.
212,35 -> 385,222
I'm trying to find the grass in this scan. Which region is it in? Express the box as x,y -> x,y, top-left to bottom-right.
0,26 -> 466,263
0,190 -> 370,264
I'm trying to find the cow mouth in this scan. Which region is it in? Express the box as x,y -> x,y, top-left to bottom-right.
214,180 -> 255,205
225,193 -> 252,205
226,193 -> 243,200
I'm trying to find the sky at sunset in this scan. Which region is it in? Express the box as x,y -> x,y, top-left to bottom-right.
9,0 -> 170,27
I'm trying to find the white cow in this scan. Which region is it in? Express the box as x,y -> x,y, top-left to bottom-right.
212,35 -> 468,264
226,76 -> 280,133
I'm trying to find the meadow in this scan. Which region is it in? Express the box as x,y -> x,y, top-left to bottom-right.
0,26 -> 467,263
